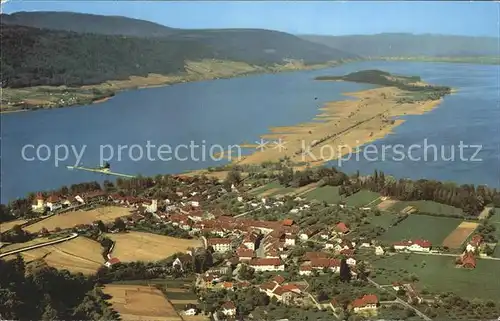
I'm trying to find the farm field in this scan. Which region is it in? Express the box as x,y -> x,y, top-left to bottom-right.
103,284 -> 182,321
286,182 -> 319,196
492,217 -> 500,258
106,231 -> 202,262
25,206 -> 131,233
380,215 -> 462,244
344,190 -> 380,207
0,219 -> 28,233
388,200 -> 463,216
369,213 -> 397,230
442,221 -> 478,249
303,186 -> 341,203
111,278 -> 200,317
6,236 -> 104,274
0,234 -> 69,253
371,254 -> 500,301
377,199 -> 398,211
249,181 -> 281,195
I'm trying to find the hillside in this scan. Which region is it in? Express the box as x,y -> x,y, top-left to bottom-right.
301,33 -> 499,57
1,13 -> 356,89
1,11 -> 356,67
1,11 -> 179,37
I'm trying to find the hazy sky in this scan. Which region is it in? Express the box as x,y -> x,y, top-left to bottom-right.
2,1 -> 499,37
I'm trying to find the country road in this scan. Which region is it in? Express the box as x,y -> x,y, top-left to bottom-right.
367,277 -> 432,321
410,251 -> 500,261
0,233 -> 78,258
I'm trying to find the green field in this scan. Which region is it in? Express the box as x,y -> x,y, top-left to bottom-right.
490,208 -> 500,223
249,181 -> 282,195
163,290 -> 198,300
111,278 -> 194,288
492,220 -> 500,258
303,186 -> 341,203
371,254 -> 500,301
369,213 -> 397,230
344,190 -> 380,207
388,200 -> 463,216
380,215 -> 462,244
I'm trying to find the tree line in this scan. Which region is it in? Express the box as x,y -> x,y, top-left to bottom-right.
277,166 -> 500,216
0,256 -> 118,320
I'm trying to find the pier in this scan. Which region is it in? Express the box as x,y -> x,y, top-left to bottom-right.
67,166 -> 136,178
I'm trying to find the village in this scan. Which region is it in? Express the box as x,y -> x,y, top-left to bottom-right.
2,171 -> 499,321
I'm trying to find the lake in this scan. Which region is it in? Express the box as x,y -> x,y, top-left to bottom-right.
2,61 -> 499,202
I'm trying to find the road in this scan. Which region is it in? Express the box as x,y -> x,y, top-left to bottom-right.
234,208 -> 260,218
367,277 -> 432,321
0,233 -> 78,258
410,251 -> 500,261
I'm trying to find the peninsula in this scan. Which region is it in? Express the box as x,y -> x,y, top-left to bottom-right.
232,70 -> 452,166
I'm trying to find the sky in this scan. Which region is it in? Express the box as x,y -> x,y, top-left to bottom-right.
2,1 -> 499,37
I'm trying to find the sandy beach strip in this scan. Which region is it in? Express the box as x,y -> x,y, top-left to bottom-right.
235,86 -> 447,166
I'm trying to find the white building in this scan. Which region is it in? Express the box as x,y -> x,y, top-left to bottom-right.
249,258 -> 285,272
393,240 -> 431,252
207,238 -> 232,253
221,301 -> 236,316
375,246 -> 385,256
143,199 -> 158,213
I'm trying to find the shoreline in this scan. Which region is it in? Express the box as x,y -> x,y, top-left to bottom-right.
0,59 -> 352,114
229,85 -> 453,168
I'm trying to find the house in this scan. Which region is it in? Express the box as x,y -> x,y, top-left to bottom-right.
299,258 -> 341,275
172,253 -> 193,271
182,304 -> 198,316
336,222 -> 350,235
466,235 -> 483,252
404,284 -> 423,304
271,284 -> 303,305
207,238 -> 232,253
393,239 -> 431,252
303,251 -> 329,261
236,247 -> 255,261
346,257 -> 357,266
299,226 -> 320,241
242,232 -> 258,250
105,257 -> 121,268
221,301 -> 236,316
319,230 -> 330,240
82,190 -> 107,204
284,234 -> 296,247
375,246 -> 385,256
350,294 -> 378,313
32,193 -> 45,212
249,258 -> 284,272
392,282 -> 403,291
456,252 -> 477,269
46,195 -> 62,211
143,199 -> 158,213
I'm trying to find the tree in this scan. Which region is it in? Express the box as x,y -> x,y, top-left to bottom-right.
113,218 -> 126,231
41,304 -> 59,321
339,258 -> 351,282
225,169 -> 242,187
95,220 -> 107,233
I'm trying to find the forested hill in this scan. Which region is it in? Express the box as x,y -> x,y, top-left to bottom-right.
301,33 -> 499,57
1,22 -> 356,88
1,11 -> 179,37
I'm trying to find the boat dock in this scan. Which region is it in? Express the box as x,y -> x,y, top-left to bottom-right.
67,165 -> 136,178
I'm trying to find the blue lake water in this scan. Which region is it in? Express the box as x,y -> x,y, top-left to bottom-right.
1,61 -> 499,202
